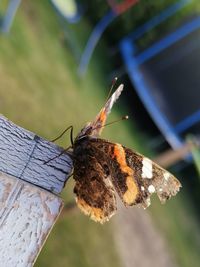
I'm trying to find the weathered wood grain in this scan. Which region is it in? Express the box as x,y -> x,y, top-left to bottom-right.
0,172 -> 63,267
0,115 -> 74,266
0,115 -> 73,194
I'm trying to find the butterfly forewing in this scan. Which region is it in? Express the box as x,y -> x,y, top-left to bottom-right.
124,146 -> 181,208
88,84 -> 124,137
88,139 -> 181,209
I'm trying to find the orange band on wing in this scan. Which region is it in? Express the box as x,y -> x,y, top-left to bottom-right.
99,108 -> 107,126
113,144 -> 138,205
76,197 -> 108,224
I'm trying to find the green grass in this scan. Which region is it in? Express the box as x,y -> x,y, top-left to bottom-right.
0,1 -> 200,267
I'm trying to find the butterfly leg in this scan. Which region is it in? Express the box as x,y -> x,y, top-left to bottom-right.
44,145 -> 73,164
63,171 -> 74,188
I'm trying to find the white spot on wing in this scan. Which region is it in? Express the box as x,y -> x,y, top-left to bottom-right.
142,158 -> 153,179
148,185 -> 155,193
164,172 -> 170,181
141,186 -> 145,191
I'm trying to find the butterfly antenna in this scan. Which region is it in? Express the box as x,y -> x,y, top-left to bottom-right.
103,115 -> 129,128
105,77 -> 118,103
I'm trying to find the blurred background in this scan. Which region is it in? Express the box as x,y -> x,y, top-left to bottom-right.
0,0 -> 200,266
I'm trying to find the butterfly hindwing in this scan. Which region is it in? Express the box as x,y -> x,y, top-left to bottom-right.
73,140 -> 117,223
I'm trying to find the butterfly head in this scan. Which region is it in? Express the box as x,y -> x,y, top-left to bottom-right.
74,123 -> 94,143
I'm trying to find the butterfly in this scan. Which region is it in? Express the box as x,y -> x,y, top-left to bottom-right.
64,83 -> 181,223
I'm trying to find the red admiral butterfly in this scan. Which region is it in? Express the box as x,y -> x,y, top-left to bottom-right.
60,83 -> 181,223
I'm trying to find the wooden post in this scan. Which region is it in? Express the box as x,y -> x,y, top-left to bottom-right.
0,115 -> 73,267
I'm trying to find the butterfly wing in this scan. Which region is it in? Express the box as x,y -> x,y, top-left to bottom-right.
73,147 -> 117,223
89,139 -> 181,209
120,145 -> 181,208
89,84 -> 124,137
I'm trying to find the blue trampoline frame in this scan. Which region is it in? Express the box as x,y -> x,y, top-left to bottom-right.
119,0 -> 200,150
0,0 -> 21,33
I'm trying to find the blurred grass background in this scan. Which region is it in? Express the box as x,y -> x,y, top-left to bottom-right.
0,1 -> 200,267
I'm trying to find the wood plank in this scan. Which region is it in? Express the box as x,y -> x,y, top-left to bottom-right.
0,115 -> 73,193
0,115 -> 74,266
0,172 -> 63,267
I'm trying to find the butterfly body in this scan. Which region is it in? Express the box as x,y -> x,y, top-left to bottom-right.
71,84 -> 181,223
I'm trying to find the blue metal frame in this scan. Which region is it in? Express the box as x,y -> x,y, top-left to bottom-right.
127,0 -> 192,41
135,17 -> 200,65
0,0 -> 21,33
78,10 -> 117,76
119,0 -> 200,150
